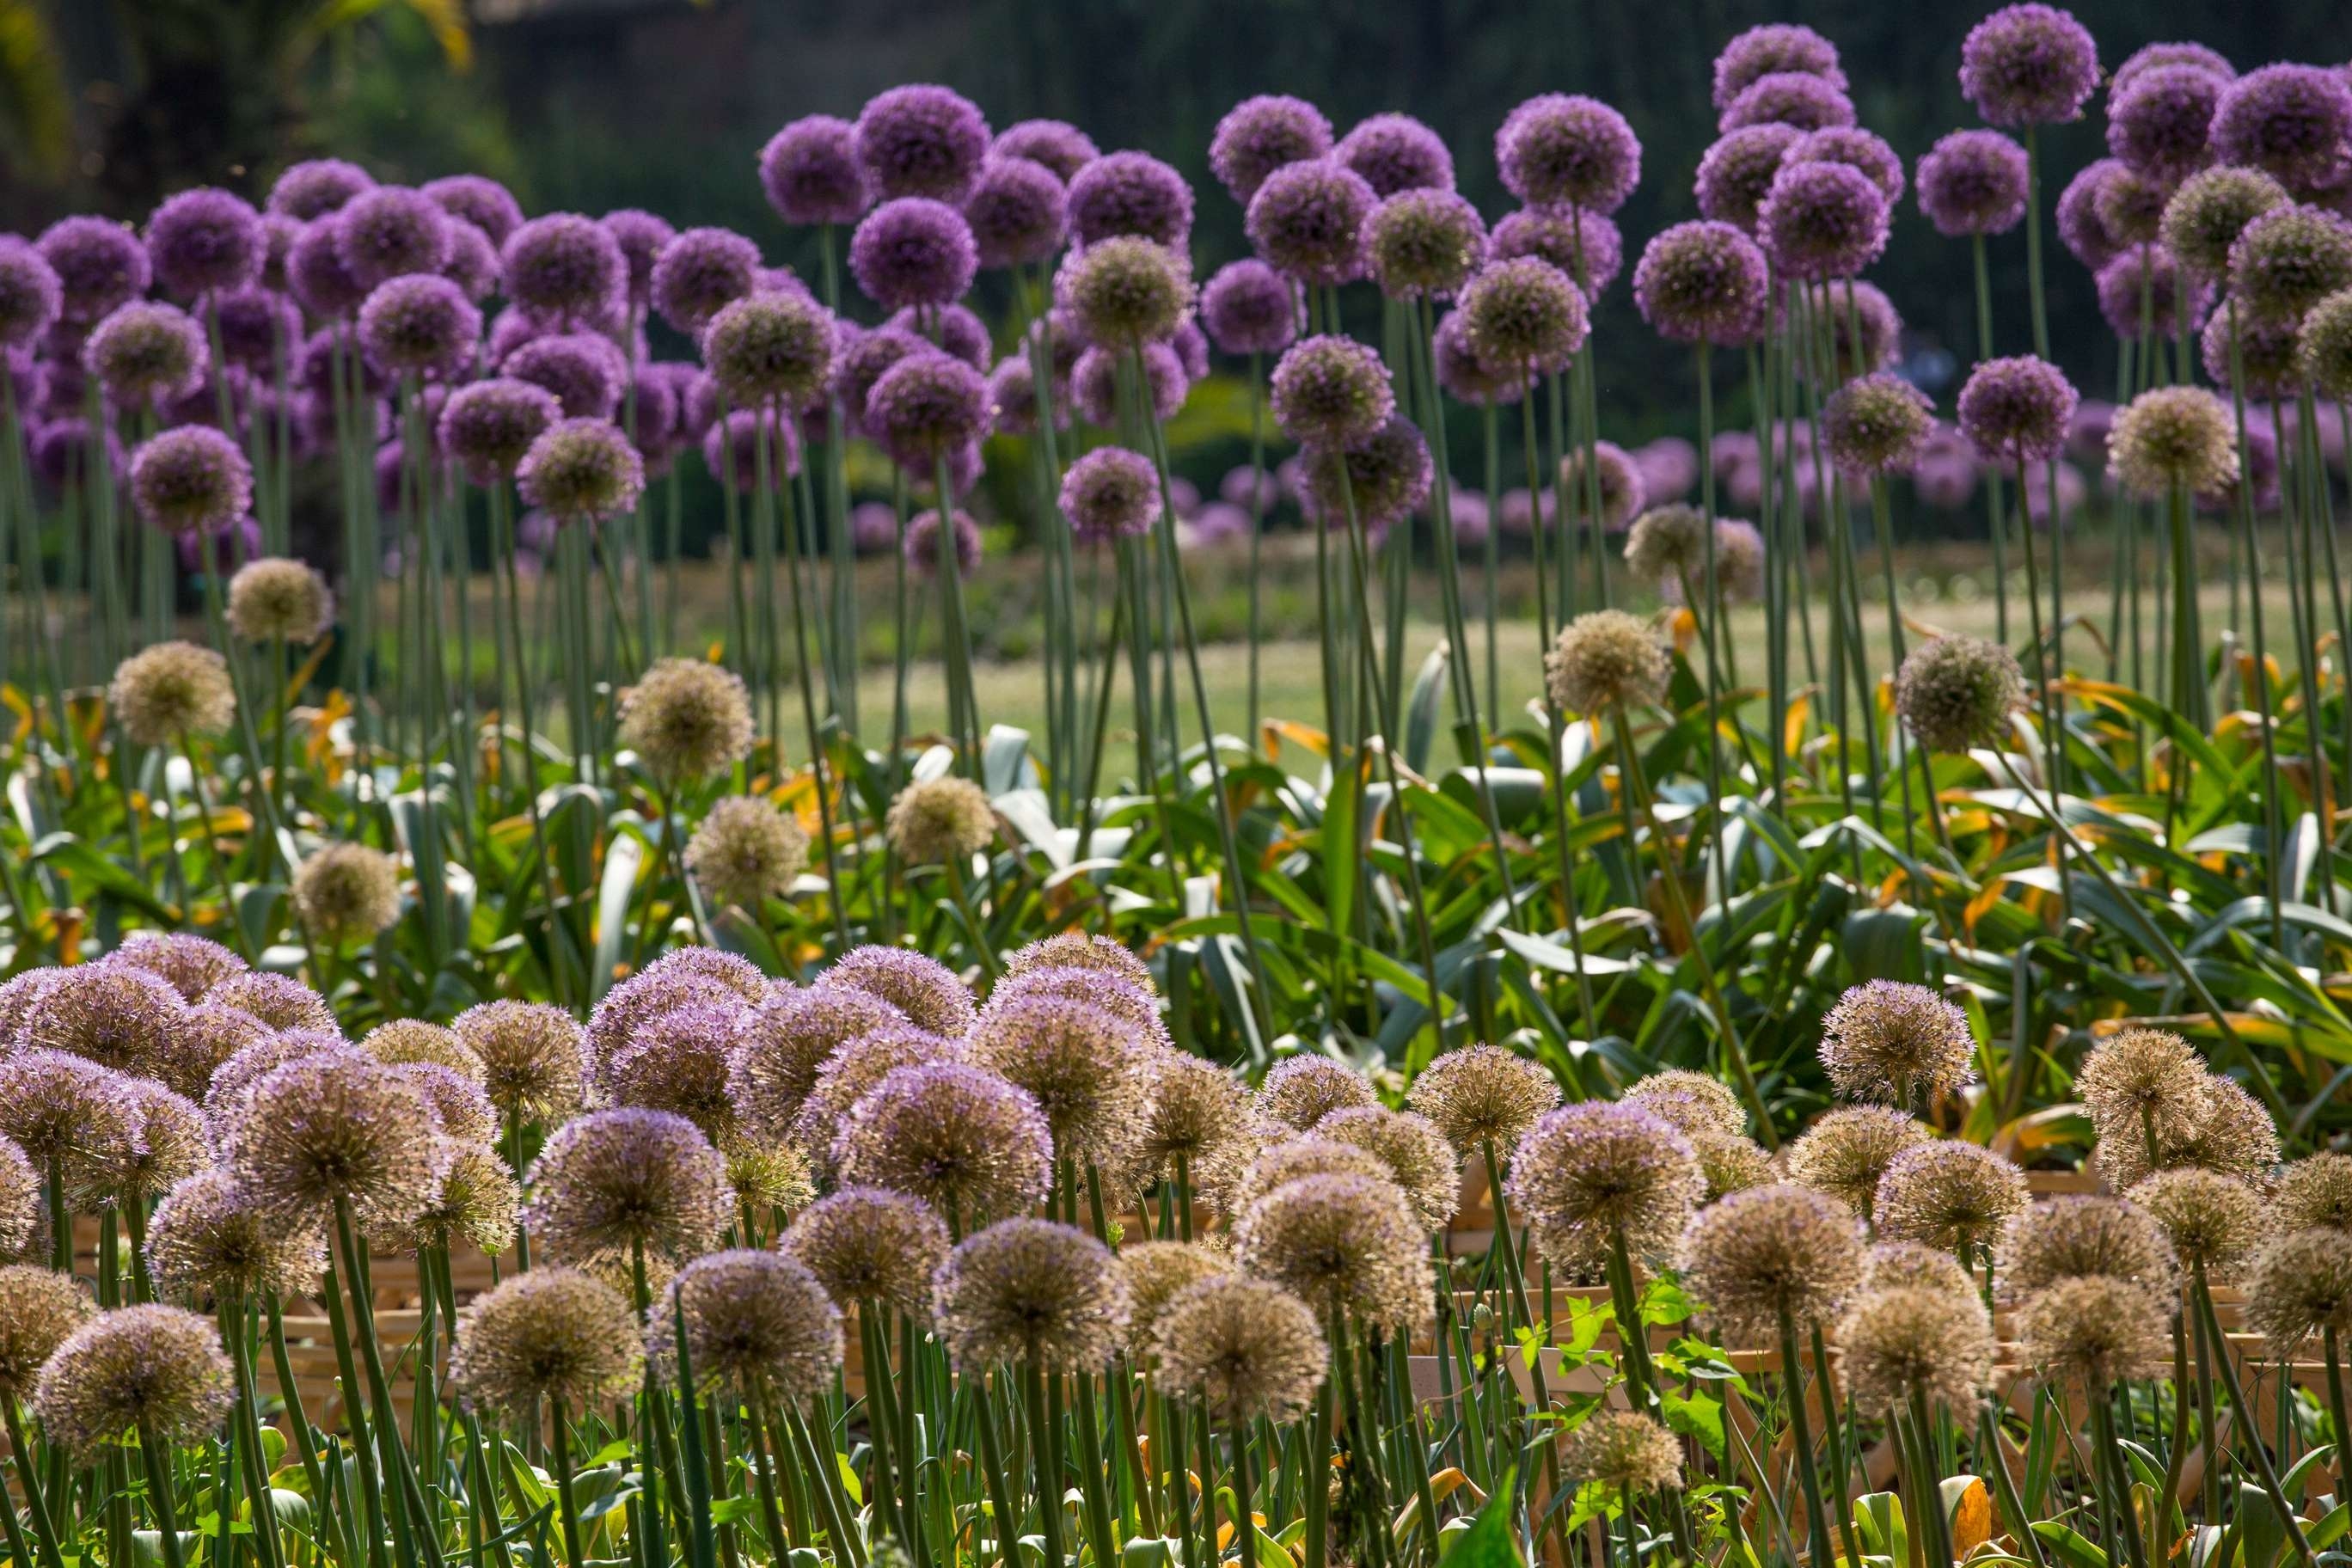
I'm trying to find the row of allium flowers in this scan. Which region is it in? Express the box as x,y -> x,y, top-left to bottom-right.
0,934 -> 2349,1568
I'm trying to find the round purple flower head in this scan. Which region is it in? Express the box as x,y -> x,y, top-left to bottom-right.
1430,309 -> 1533,405
1916,130 -> 2030,237
1498,95 -> 1640,214
28,420 -> 122,488
2107,65 -> 2225,186
146,189 -> 265,299
1489,208 -> 1623,297
421,175 -> 524,248
1210,95 -> 1334,205
441,219 -> 500,301
269,159 -> 373,220
856,84 -> 991,205
518,417 -> 645,522
965,156 -> 1068,269
39,217 -> 151,325
1068,151 -> 1194,249
334,187 -> 452,291
833,325 -> 928,429
1246,158 -> 1376,286
903,506 -> 982,578
1199,260 -> 1301,357
1713,24 -> 1847,113
0,238 -> 61,350
1335,113 -> 1454,196
130,426 -> 252,536
1720,73 -> 1856,134
889,303 -> 990,370
2201,304 -> 2302,400
1060,445 -> 1161,543
2228,204 -> 2352,322
2056,160 -> 2128,270
1822,372 -> 1935,476
1269,334 -> 1393,450
1301,414 -> 1433,531
1695,125 -> 1801,233
2113,42 -> 2235,97
984,355 -> 1054,436
1072,341 -> 1186,425
702,407 -> 800,491
651,227 -> 761,336
438,377 -> 561,483
850,198 -> 978,311
994,119 -> 1100,184
1793,280 -> 1904,382
2211,65 -> 2352,195
1787,127 -> 1905,206
504,332 -> 627,420
1363,188 -> 1485,300
502,215 -> 626,328
761,115 -> 871,227
1958,355 -> 2078,465
1459,255 -> 1589,373
865,350 -> 990,467
2094,246 -> 2214,340
1959,4 -> 2100,127
1758,161 -> 1890,281
1634,221 -> 1771,346
85,301 -> 208,407
602,210 -> 677,311
287,218 -> 366,319
358,274 -> 481,380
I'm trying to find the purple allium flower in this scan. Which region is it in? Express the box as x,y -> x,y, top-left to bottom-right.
268,159 -> 373,221
2055,159 -> 2127,270
129,425 -> 252,536
1488,207 -> 1621,297
1758,160 -> 1890,281
84,301 -> 208,407
884,302 -> 988,370
1363,187 -> 1485,300
701,291 -> 835,408
1054,235 -> 1192,346
1185,502 -> 1252,546
1300,413 -> 1433,530
1558,440 -> 1646,532
1822,372 -> 1936,476
701,407 -> 799,491
517,417 -> 644,521
145,188 -> 266,299
2094,244 -> 2214,339
2189,411 -> 2276,513
39,217 -> 150,326
902,506 -> 981,576
984,354 -> 1054,435
2114,41 -> 2235,97
856,84 -> 991,205
524,1106 -> 731,1269
825,945 -> 977,1037
420,175 -> 523,248
1071,340 -> 1186,425
2163,165 -> 2292,279
1067,150 -> 1194,248
357,274 -> 481,380
1720,72 -> 1857,133
1713,23 -> 1847,112
601,209 -> 677,312
1497,95 -> 1640,214
440,218 -> 499,301
833,325 -> 928,430
1691,130 -> 1798,243
28,418 -> 121,488
1915,130 -> 2031,236
257,213 -> 301,291
502,214 -> 627,328
864,349 -> 989,467
1634,220 -> 1771,346
1959,4 -> 2100,127
1199,259 -> 1302,357
1787,279 -> 1904,382
964,156 -> 1068,269
334,187 -> 452,291
0,237 -> 60,350
1334,113 -> 1454,196
2201,302 -> 2301,398
992,119 -> 1100,184
2106,64 -> 2225,186
1458,254 -> 1588,373
2094,166 -> 2169,247
1269,334 -> 1394,449
849,198 -> 978,311
503,331 -> 627,420
2229,204 -> 2352,322
1210,95 -> 1334,205
1957,355 -> 2078,466
1245,157 -> 1376,287
285,218 -> 364,318
649,226 -> 760,336
759,115 -> 870,227
1787,127 -> 1906,206
438,377 -> 561,483
2211,64 -> 2352,196
1631,436 -> 1700,505
832,1060 -> 1051,1223
1059,445 -> 1162,542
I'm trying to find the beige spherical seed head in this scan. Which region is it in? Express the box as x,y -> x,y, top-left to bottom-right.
686,796 -> 811,910
1117,1240 -> 1234,1360
375,1142 -> 520,1259
2107,385 -> 2238,500
33,1303 -> 235,1456
932,1217 -> 1132,1375
1818,981 -> 1975,1107
1872,1142 -> 2029,1254
1676,1182 -> 1866,1343
2021,1274 -> 2168,1391
0,1264 -> 94,1395
452,1266 -> 644,1420
1505,1101 -> 1706,1269
1894,635 -> 2026,756
1136,1053 -> 1253,1174
108,640 -> 235,747
450,1001 -> 590,1122
1152,1276 -> 1327,1424
781,1186 -> 951,1315
363,1020 -> 486,1084
1311,1106 -> 1461,1233
1621,505 -> 1711,591
652,1249 -> 842,1406
2127,1168 -> 2269,1279
225,557 -> 334,644
1405,1044 -> 1561,1155
1861,1240 -> 1975,1295
1694,1130 -> 1776,1201
1545,609 -> 1669,714
885,775 -> 996,865
2241,1229 -> 2352,1353
1258,1055 -> 1377,1133
1234,1173 -> 1434,1334
1999,1195 -> 2179,1299
2276,1153 -> 2352,1232
2079,1028 -> 2211,1149
1785,1106 -> 1932,1218
721,1134 -> 814,1217
292,843 -> 403,946
617,658 -> 756,783
2098,1073 -> 2282,1192
1624,1070 -> 1749,1141
145,1168 -> 328,1301
1835,1284 -> 1995,1417
1559,1411 -> 1684,1496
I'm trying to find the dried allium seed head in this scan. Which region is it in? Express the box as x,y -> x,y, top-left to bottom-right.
2078,1028 -> 2208,1147
1694,1131 -> 1776,1202
1677,1182 -> 1866,1342
1405,1045 -> 1561,1155
1861,1240 -> 1976,1295
2126,1168 -> 2269,1278
792,1026 -> 959,1175
1118,1240 -> 1234,1360
1225,1136 -> 1393,1220
1871,1142 -> 2029,1253
1508,1101 -> 1705,1267
202,971 -> 337,1034
781,1186 -> 950,1314
145,1169 -> 327,1300
108,640 -> 235,746
521,1107 -> 732,1271
363,1019 -> 485,1083
0,1265 -> 92,1395
1624,1070 -> 1748,1141
965,995 -> 1150,1169
0,1139 -> 34,1259
619,658 -> 756,783
885,776 -> 996,866
653,1249 -> 842,1406
1136,1053 -> 1253,1173
1894,635 -> 2026,755
2275,1154 -> 2352,1233
720,1134 -> 814,1216
1835,1285 -> 1995,1417
2022,1274 -> 2167,1391
18,962 -> 188,1081
1819,981 -> 1976,1106
225,557 -> 334,644
1259,1055 -> 1378,1133
1234,1173 -> 1434,1333
227,1052 -> 446,1226
1546,609 -> 1669,714
729,985 -> 910,1141
111,1078 -> 208,1203
293,843 -> 403,946
1153,1276 -> 1327,1424
0,1050 -> 144,1191
824,946 -> 978,1038
1999,1195 -> 2178,1299
450,1002 -> 590,1122
833,1063 -> 1052,1226
933,1217 -> 1130,1374
2242,1229 -> 2352,1352
2098,1073 -> 2281,1191
1001,933 -> 1153,990
1311,1106 -> 1460,1233
2108,385 -> 2239,500
377,1141 -> 519,1258
1785,1107 -> 1933,1218
1559,1411 -> 1683,1496
686,797 -> 810,910
107,932 -> 245,1002
33,1303 -> 233,1455
452,1266 -> 643,1420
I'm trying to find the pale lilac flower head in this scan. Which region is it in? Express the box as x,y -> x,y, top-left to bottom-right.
985,355 -> 1052,436
1559,439 -> 1646,531
1199,259 -> 1302,357
438,377 -> 561,483
129,424 -> 252,536
2056,159 -> 2128,270
501,214 -> 627,328
1498,94 -> 1640,214
856,84 -> 992,205
1958,355 -> 2078,466
993,119 -> 1100,183
1720,73 -> 1856,134
1758,160 -> 1890,280
84,301 -> 208,408
0,238 -> 61,350
903,505 -> 982,577
2094,245 -> 2213,339
1694,125 -> 1801,233
1300,414 -> 1433,530
1246,157 -> 1377,286
865,350 -> 990,467
516,416 -> 645,522
965,156 -> 1068,269
1786,127 -> 1905,206
2210,64 -> 2352,195
2199,305 -> 2301,400
850,198 -> 978,310
1060,445 -> 1162,542
1634,220 -> 1771,346
1072,340 -> 1186,424
1713,24 -> 1847,112
1335,113 -> 1454,196
421,175 -> 524,248
602,210 -> 677,311
523,1106 -> 730,1269
833,325 -> 929,431
1916,130 -> 2030,236
288,218 -> 367,319
2107,64 -> 2225,185
1959,4 -> 2101,127
1068,150 -> 1194,248
890,302 -> 988,369
760,116 -> 871,226
1363,188 -> 1485,300
269,159 -> 373,220
145,188 -> 266,298
358,274 -> 481,380
503,332 -> 627,420
833,1060 -> 1050,1225
2112,42 -> 2235,98
637,228 -> 750,336
1210,95 -> 1333,205
1489,208 -> 1622,298
334,187 -> 452,291
39,217 -> 151,325
441,219 -> 499,301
